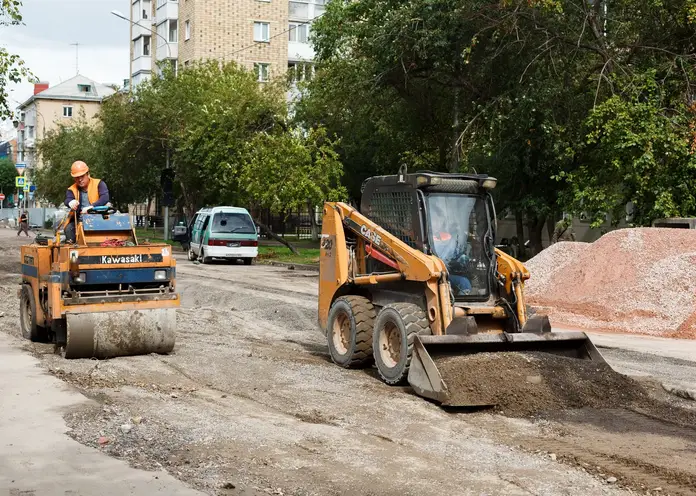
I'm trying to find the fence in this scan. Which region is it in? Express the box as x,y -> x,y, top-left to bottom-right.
255,206 -> 321,240
0,207 -> 64,229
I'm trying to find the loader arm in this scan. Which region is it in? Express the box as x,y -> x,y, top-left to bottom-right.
319,202 -> 454,335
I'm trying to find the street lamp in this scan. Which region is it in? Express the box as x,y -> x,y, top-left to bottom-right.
111,10 -> 172,60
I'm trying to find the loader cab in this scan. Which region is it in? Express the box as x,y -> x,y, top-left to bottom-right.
360,170 -> 497,302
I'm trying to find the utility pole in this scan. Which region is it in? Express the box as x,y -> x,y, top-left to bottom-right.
70,42 -> 80,75
164,149 -> 169,241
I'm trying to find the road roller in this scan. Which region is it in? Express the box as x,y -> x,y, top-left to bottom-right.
19,205 -> 179,358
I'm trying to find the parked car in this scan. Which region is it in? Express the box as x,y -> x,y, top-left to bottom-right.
187,206 -> 259,265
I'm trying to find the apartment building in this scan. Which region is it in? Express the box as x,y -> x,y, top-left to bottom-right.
15,77 -> 116,172
129,0 -> 325,88
129,0 -> 179,87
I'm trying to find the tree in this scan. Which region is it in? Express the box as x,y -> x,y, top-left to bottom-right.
34,119 -> 101,207
0,1 -> 35,120
0,157 -> 16,206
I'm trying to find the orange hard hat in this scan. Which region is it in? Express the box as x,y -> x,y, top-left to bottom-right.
71,160 -> 89,178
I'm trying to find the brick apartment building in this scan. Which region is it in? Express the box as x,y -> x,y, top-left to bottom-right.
129,0 -> 325,87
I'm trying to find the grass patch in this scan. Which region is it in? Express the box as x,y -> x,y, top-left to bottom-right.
257,246 -> 320,265
135,229 -> 173,246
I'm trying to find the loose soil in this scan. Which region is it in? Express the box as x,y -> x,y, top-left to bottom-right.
2,229 -> 696,495
435,352 -> 648,415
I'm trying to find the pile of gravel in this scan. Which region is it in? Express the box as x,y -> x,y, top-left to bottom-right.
524,228 -> 696,338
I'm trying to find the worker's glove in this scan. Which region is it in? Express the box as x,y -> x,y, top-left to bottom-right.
69,199 -> 79,210
81,206 -> 91,215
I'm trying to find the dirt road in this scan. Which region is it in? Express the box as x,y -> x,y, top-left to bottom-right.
1,229 -> 695,496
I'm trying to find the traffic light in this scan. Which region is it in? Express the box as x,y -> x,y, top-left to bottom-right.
160,169 -> 175,207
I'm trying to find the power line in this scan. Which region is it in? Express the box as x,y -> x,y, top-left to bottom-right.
214,12 -> 326,62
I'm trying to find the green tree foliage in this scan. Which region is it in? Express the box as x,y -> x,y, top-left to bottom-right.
0,1 -> 35,120
0,157 -> 17,201
34,61 -> 345,226
34,119 -> 101,207
299,0 -> 696,251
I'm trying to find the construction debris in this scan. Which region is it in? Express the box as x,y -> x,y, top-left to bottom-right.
526,228 -> 696,339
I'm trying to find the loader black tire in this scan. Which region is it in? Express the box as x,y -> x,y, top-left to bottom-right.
373,303 -> 430,385
19,285 -> 47,343
326,295 -> 376,368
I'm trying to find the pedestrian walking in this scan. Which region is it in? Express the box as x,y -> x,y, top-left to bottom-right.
17,211 -> 30,237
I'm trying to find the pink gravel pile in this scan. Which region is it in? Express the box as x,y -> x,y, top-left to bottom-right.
524,228 -> 696,339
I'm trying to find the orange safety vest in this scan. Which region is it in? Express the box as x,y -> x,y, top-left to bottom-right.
68,178 -> 102,205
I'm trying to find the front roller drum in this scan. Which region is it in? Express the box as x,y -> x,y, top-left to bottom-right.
63,308 -> 176,359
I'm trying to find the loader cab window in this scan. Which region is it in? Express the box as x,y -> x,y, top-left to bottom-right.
426,193 -> 491,300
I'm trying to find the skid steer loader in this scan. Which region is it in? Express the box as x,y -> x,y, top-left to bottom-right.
20,206 -> 179,359
318,167 -> 605,406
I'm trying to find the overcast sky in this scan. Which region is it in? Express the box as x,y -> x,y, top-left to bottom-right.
0,0 -> 130,131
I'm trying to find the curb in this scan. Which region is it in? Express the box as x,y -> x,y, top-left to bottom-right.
263,261 -> 319,272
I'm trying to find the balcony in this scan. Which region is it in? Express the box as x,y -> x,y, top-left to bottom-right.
156,42 -> 178,61
156,0 -> 178,22
288,43 -> 315,62
132,55 -> 152,74
132,19 -> 152,40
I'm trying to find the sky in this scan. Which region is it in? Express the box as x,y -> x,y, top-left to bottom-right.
0,0 -> 130,135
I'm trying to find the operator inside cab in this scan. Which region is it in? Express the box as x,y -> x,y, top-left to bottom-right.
63,160 -> 110,243
429,194 -> 487,297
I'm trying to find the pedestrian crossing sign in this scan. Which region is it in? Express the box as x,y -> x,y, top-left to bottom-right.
15,176 -> 25,188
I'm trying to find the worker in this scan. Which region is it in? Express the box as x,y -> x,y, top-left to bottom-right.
17,210 -> 29,237
430,216 -> 473,295
64,161 -> 110,242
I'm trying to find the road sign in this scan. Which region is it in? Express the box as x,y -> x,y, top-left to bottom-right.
15,163 -> 26,176
28,192 -> 34,200
23,184 -> 30,192
15,176 -> 25,188
0,194 -> 5,201
29,185 -> 36,192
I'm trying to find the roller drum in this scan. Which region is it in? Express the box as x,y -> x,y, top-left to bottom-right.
64,308 -> 176,359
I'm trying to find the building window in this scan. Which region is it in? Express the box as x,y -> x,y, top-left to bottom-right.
157,21 -> 167,46
78,84 -> 91,93
254,22 -> 270,42
169,19 -> 178,42
157,0 -> 166,8
63,106 -> 73,118
254,63 -> 270,82
170,59 -> 178,75
288,62 -> 313,82
288,23 -> 308,43
185,20 -> 191,40
143,35 -> 151,56
27,126 -> 34,138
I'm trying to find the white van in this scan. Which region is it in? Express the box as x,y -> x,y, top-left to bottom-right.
187,206 -> 259,264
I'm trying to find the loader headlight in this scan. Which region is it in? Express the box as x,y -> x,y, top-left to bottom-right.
481,177 -> 497,190
74,272 -> 86,284
154,270 -> 167,281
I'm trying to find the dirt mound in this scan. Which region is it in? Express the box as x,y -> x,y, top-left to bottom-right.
525,228 -> 696,338
436,352 -> 648,415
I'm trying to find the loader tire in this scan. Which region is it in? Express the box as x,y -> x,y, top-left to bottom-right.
326,296 -> 376,368
19,285 -> 47,343
373,303 -> 430,386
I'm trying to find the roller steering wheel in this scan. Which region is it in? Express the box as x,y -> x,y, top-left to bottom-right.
85,205 -> 117,216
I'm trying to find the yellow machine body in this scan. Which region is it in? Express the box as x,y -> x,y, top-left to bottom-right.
318,168 -> 605,406
20,208 -> 179,358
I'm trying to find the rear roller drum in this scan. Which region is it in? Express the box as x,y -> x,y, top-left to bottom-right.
326,295 -> 376,368
373,303 -> 430,385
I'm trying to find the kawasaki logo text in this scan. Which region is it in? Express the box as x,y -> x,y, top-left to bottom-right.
101,255 -> 144,264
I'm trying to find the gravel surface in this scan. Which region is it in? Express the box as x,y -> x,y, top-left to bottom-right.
525,228 -> 696,339
2,229 -> 696,495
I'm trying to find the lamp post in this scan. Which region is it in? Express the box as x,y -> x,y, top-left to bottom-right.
111,9 -> 174,240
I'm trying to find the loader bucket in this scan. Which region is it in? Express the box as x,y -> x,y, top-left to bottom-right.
407,330 -> 606,407
63,308 -> 176,359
